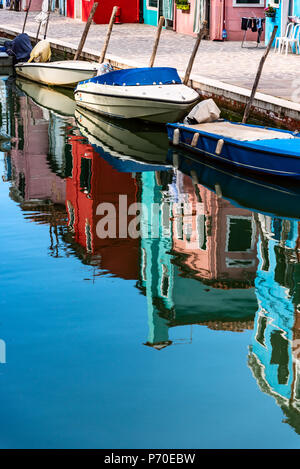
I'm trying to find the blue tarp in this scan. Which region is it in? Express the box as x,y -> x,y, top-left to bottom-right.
80,67 -> 182,87
4,33 -> 32,64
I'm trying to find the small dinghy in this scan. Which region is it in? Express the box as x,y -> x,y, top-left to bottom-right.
74,67 -> 200,123
15,60 -> 101,88
167,100 -> 300,179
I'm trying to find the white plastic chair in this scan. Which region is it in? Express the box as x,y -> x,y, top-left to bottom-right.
281,23 -> 300,55
274,22 -> 294,53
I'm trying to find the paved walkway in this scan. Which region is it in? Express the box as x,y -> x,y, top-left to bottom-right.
1,10 -> 300,102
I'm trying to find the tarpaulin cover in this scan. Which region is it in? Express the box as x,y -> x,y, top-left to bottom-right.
4,33 -> 32,63
81,67 -> 182,87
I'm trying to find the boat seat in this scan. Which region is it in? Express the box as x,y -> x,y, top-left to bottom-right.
186,121 -> 296,142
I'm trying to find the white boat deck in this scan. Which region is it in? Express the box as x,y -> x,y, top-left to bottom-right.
185,121 -> 296,142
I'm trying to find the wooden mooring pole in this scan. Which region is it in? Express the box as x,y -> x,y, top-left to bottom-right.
22,0 -> 32,34
183,21 -> 207,86
242,26 -> 278,124
35,22 -> 42,43
98,6 -> 118,64
149,16 -> 165,68
74,2 -> 99,60
43,0 -> 51,40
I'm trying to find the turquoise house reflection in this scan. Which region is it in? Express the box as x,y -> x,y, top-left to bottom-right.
250,215 -> 300,429
139,171 -> 175,350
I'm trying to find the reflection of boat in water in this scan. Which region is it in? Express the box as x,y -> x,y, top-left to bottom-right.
16,78 -> 76,118
168,149 -> 300,220
75,107 -> 171,172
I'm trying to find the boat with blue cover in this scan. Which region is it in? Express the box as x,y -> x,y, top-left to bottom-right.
74,67 -> 200,123
166,119 -> 300,179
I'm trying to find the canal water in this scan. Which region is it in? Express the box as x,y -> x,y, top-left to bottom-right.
1,75 -> 300,449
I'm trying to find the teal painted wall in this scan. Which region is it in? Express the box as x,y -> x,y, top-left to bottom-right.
265,0 -> 300,45
265,4 -> 282,45
143,0 -> 158,26
294,1 -> 300,17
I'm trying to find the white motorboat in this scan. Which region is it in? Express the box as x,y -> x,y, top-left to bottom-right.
74,67 -> 200,123
15,60 -> 102,87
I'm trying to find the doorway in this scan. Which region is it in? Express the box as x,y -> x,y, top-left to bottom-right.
74,0 -> 81,19
281,0 -> 294,34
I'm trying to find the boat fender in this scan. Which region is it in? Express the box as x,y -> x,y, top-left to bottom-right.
185,98 -> 221,124
173,128 -> 180,146
191,133 -> 199,147
215,139 -> 224,155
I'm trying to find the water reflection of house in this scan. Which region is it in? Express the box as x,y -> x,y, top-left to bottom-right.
0,77 -> 10,139
138,170 -> 175,349
9,95 -> 66,207
172,171 -> 258,288
1,78 -> 11,183
249,216 -> 300,434
65,135 -> 140,279
139,170 -> 258,350
4,92 -> 68,256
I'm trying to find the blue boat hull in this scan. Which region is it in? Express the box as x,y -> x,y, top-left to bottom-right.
166,122 -> 300,180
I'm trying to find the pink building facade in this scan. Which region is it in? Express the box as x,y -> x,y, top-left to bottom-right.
22,0 -> 44,11
173,0 -> 266,41
220,0 -> 266,41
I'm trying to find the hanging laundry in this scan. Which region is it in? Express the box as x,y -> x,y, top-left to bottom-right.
252,19 -> 257,33
257,18 -> 265,44
241,17 -> 265,47
241,17 -> 248,31
35,0 -> 50,26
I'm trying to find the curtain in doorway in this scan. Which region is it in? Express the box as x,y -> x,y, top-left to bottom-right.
58,0 -> 66,15
289,0 -> 294,16
163,0 -> 173,21
193,0 -> 206,33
